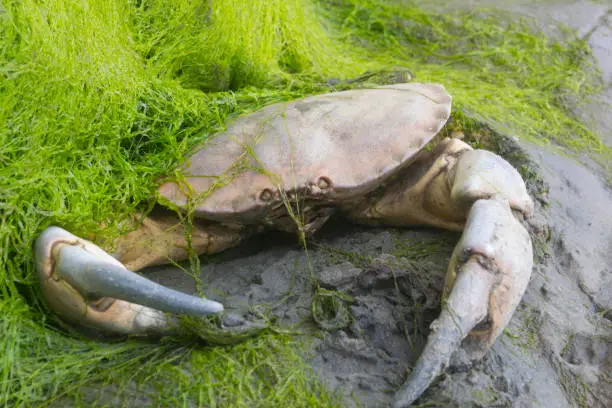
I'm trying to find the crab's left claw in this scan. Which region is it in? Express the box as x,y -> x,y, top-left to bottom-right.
35,227 -> 224,335
394,151 -> 534,407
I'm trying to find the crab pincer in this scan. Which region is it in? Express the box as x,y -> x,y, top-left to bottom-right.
394,198 -> 533,406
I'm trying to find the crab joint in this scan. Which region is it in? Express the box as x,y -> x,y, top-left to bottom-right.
36,226 -> 223,334
394,198 -> 533,407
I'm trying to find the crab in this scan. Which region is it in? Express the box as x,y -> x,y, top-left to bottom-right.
35,83 -> 534,407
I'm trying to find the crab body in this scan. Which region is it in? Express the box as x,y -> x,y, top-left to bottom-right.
36,83 -> 534,407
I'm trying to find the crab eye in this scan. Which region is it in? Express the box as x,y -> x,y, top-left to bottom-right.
259,188 -> 274,202
317,177 -> 332,190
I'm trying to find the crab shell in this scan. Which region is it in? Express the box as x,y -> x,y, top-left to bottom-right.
158,83 -> 452,225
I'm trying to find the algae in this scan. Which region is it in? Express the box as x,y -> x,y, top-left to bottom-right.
0,0 -> 605,406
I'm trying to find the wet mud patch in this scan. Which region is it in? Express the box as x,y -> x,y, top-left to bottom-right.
146,222 -> 460,407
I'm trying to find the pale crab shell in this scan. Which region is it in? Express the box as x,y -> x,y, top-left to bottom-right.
158,83 -> 452,222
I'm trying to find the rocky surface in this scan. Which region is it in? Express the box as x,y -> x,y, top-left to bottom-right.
144,2 -> 612,406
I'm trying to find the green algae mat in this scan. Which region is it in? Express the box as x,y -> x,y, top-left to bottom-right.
0,0 -> 606,406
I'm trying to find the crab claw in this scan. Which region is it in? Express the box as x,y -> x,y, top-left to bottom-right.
394,198 -> 533,407
35,226 -> 223,335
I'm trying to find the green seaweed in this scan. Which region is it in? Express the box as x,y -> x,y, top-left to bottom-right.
391,234 -> 456,261
0,0 -> 606,406
311,287 -> 354,330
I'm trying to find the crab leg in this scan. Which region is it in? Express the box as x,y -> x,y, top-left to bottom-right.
36,227 -> 223,334
343,142 -> 534,405
394,198 -> 533,407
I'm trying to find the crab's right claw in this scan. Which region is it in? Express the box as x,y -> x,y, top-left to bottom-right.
394,198 -> 533,407
35,226 -> 223,335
